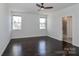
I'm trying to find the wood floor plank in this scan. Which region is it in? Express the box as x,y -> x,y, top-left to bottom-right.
2,36 -> 79,56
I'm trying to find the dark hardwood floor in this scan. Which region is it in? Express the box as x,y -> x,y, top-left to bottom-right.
2,36 -> 79,56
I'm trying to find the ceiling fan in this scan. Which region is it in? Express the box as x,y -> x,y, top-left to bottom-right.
36,3 -> 53,10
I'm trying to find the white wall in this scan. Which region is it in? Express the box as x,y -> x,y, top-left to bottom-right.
47,4 -> 79,47
11,12 -> 47,39
47,13 -> 62,40
0,4 -> 11,55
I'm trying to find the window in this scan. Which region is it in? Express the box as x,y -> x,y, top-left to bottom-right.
12,16 -> 22,30
40,17 -> 46,29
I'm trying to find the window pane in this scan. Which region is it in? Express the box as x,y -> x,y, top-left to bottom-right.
18,17 -> 21,22
40,26 -> 45,29
13,16 -> 22,30
13,16 -> 21,22
40,23 -> 45,27
40,23 -> 45,29
39,17 -> 46,29
40,18 -> 46,23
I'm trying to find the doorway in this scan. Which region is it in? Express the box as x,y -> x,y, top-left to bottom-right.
62,16 -> 72,44
62,16 -> 73,55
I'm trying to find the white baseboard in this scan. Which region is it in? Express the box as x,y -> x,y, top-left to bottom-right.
11,35 -> 47,39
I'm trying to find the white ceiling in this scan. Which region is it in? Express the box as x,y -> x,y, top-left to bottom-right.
9,3 -> 76,14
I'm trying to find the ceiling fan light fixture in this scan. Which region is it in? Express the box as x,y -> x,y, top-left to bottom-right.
40,8 -> 44,10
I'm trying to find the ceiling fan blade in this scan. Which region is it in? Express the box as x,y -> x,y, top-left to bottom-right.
36,4 -> 41,7
44,7 -> 53,9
